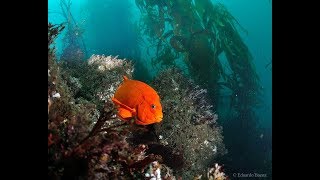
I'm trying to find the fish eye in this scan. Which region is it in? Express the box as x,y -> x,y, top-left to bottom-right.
151,104 -> 156,109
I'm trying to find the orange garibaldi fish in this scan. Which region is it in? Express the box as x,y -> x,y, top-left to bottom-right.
112,76 -> 163,125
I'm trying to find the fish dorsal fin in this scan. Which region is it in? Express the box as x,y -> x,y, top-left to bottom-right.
123,75 -> 129,81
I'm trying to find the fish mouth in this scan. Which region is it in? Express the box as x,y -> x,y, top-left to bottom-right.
155,115 -> 163,122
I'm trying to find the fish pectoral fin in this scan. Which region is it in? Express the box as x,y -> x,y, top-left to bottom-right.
117,107 -> 134,120
112,97 -> 137,115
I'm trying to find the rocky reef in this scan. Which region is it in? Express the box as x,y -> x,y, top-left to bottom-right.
48,23 -> 227,179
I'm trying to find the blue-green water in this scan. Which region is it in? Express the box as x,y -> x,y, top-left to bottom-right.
49,0 -> 272,178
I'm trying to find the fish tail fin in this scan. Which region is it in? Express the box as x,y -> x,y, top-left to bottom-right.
123,75 -> 129,81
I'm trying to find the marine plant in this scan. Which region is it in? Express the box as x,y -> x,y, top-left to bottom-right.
58,0 -> 87,61
135,0 -> 269,175
135,0 -> 261,106
48,23 -> 65,65
152,68 -> 227,179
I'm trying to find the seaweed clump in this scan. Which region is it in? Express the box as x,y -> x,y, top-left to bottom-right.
152,68 -> 227,179
58,54 -> 133,109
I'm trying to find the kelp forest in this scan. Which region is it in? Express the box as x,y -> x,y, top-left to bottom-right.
135,0 -> 267,173
48,0 -> 271,179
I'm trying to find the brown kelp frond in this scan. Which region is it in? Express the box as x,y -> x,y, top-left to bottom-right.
48,23 -> 65,53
